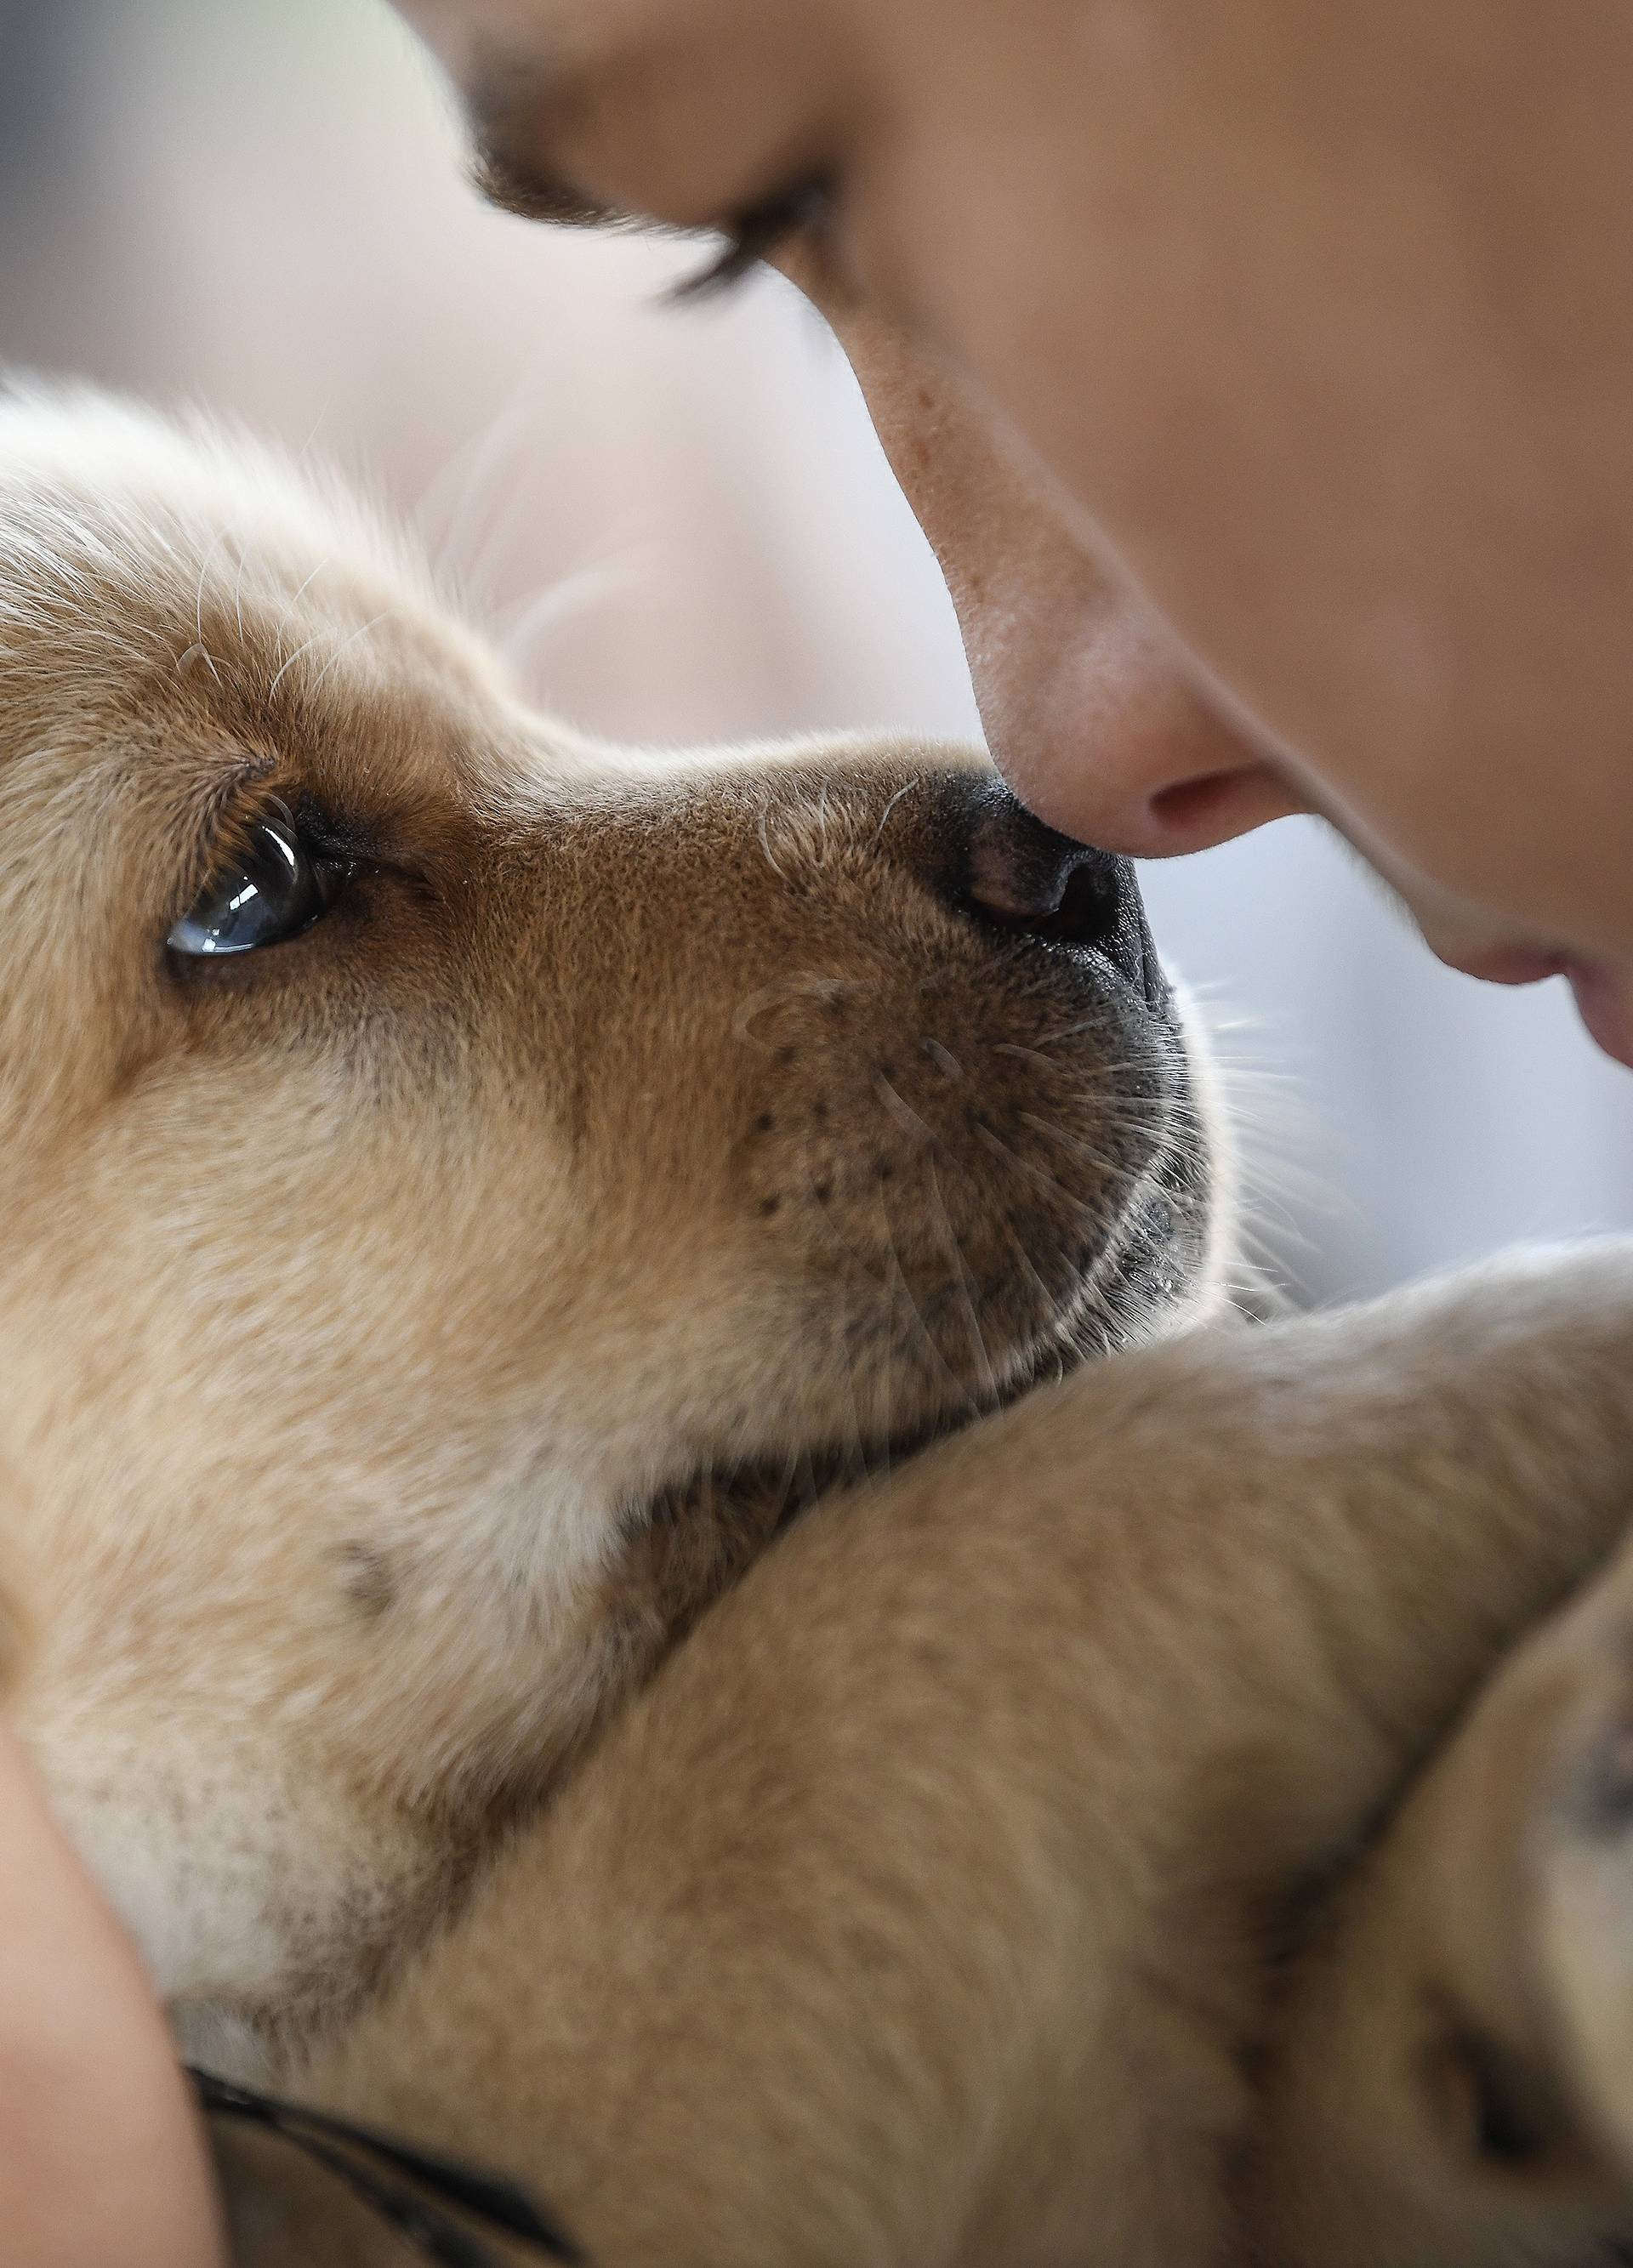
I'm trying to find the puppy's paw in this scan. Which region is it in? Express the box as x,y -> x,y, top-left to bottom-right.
1533,1538 -> 1633,2170
1247,1527 -> 1633,2267
1402,1523 -> 1633,2185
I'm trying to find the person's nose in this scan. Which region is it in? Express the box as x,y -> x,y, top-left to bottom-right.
985,612 -> 1311,861
1092,753 -> 1310,860
840,329 -> 1311,862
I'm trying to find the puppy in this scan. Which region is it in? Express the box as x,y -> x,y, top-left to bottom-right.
0,381 -> 1218,2074
7,386 -> 1633,2268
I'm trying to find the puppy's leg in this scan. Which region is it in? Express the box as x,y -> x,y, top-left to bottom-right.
243,1246 -> 1633,2268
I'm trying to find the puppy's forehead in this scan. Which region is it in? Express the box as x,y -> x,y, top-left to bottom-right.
0,387 -> 517,815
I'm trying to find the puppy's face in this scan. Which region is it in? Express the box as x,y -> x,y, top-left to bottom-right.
0,389 -> 1221,2050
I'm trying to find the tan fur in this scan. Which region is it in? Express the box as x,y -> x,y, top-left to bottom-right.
1249,1524 -> 1633,2266
229,1248 -> 1633,2266
7,385 -> 1633,2265
0,1502 -> 32,1704
0,384 -> 1215,2059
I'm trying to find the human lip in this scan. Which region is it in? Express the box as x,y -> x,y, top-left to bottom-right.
1565,958 -> 1633,1069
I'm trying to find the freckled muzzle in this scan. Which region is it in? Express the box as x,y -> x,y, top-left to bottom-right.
577,753 -> 1215,1659
709,758 -> 1209,1413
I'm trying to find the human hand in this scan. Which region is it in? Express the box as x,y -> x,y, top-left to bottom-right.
0,1720 -> 224,2268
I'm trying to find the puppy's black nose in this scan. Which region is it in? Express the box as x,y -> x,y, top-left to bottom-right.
946,784 -> 1162,1005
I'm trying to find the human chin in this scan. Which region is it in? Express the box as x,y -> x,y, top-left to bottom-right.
1415,917 -> 1633,1071
1564,958 -> 1633,1069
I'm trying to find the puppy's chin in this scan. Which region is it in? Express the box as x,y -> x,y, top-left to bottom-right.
603,1172 -> 1227,1691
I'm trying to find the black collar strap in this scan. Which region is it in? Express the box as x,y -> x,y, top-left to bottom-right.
189,2066 -> 584,2267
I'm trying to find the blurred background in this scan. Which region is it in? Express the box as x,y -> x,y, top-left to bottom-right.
3,0 -> 1630,1300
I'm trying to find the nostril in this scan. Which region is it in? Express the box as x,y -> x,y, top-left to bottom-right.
964,833 -> 1124,953
953,789 -> 1158,1001
1053,855 -> 1127,953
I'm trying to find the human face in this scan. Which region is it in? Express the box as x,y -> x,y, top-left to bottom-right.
393,0 -> 1633,1064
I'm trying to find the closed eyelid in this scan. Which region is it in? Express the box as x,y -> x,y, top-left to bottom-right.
459,37 -> 836,257
464,51 -> 625,227
669,178 -> 839,303
465,79 -> 842,314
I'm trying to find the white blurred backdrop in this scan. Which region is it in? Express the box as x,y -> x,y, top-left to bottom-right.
3,0 -> 1629,1300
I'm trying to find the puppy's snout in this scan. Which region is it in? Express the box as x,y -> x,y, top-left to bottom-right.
941,783 -> 1160,1006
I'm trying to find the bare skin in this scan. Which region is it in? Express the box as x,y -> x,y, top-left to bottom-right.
0,1726 -> 222,2268
394,0 -> 1633,1065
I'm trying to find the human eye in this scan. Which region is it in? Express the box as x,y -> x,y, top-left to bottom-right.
669,174 -> 839,301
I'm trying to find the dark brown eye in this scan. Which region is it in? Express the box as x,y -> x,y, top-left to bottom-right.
168,807 -> 356,958
670,176 -> 837,301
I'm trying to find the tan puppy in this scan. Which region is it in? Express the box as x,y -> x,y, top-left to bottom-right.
7,386 -> 1633,2266
0,381 -> 1217,2066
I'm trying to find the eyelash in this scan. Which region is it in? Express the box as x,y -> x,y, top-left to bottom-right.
184,785 -> 362,904
669,176 -> 836,302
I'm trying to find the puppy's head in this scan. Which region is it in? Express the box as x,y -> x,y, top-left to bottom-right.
0,384 -> 1225,2049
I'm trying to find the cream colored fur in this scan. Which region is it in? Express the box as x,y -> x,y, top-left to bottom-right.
231,1248 -> 1633,2267
4,386 -> 1633,2265
0,382 -> 1217,2071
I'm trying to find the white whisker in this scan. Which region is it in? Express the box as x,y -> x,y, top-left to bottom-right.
305,611 -> 391,697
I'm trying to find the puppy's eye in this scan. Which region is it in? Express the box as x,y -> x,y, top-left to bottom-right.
168,807 -> 355,958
